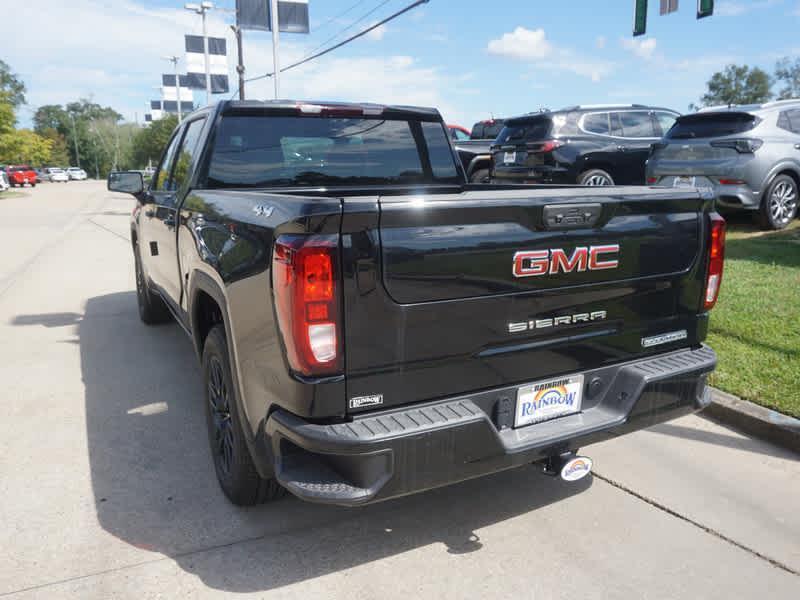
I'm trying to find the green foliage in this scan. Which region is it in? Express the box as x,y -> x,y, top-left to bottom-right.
0,59 -> 26,107
774,57 -> 800,100
132,115 -> 178,169
699,64 -> 773,107
0,128 -> 53,165
0,93 -> 14,135
39,128 -> 71,166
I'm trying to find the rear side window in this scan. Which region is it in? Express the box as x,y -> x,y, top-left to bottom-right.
777,109 -> 800,134
470,121 -> 504,139
495,117 -> 552,145
205,115 -> 460,187
582,113 -> 609,135
655,112 -> 678,136
667,112 -> 758,139
616,111 -> 656,138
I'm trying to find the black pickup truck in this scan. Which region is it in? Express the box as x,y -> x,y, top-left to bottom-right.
108,100 -> 723,507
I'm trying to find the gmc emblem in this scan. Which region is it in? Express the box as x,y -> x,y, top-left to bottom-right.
512,245 -> 620,278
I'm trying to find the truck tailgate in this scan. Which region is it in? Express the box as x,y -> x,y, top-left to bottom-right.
341,186 -> 710,414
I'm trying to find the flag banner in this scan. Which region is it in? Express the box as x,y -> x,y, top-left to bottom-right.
660,0 -> 679,14
162,100 -> 195,114
186,54 -> 228,75
161,74 -> 195,88
185,35 -> 226,56
237,0 -> 310,33
151,109 -> 164,120
161,86 -> 194,102
150,100 -> 162,110
278,0 -> 310,33
185,34 -> 229,90
211,74 -> 230,94
145,114 -> 153,122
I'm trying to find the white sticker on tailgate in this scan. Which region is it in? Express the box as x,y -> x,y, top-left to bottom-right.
515,374 -> 583,427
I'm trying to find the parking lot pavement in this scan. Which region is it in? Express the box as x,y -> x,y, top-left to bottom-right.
1,181 -> 798,599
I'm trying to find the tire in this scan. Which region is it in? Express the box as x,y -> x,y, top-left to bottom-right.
470,168 -> 490,183
203,324 -> 285,506
757,174 -> 798,230
133,243 -> 172,324
578,168 -> 615,186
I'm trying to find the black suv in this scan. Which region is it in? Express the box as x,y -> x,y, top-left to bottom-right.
492,105 -> 679,185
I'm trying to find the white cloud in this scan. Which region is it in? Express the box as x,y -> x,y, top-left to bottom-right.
487,26 -> 613,82
365,24 -> 387,41
621,37 -> 658,60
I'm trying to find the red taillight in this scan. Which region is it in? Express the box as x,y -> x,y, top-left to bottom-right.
704,213 -> 726,310
647,176 -> 659,184
717,178 -> 745,185
272,235 -> 341,376
529,140 -> 564,153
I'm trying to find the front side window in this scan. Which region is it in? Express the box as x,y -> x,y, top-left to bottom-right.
452,128 -> 470,141
153,130 -> 183,192
617,111 -> 656,138
172,118 -> 206,191
205,115 -> 461,188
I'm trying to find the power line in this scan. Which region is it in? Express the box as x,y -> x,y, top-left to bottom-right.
245,0 -> 429,85
312,0 -> 371,36
302,0 -> 392,60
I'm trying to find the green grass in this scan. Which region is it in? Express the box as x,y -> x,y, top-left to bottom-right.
707,216 -> 800,418
0,190 -> 25,199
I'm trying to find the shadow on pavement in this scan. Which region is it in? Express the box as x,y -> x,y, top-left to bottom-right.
649,420 -> 796,459
13,291 -> 592,593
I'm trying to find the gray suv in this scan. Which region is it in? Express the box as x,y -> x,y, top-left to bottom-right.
647,100 -> 800,229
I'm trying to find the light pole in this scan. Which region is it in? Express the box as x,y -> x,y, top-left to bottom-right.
270,0 -> 279,99
184,1 -> 214,105
68,112 -> 80,168
163,55 -> 183,122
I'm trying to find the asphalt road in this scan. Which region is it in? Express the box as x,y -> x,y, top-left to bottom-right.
1,181 -> 798,599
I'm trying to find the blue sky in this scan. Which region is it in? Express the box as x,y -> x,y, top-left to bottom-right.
9,0 -> 800,128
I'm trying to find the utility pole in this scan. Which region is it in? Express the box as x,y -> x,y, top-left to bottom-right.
163,55 -> 183,121
231,24 -> 245,100
185,2 -> 214,105
68,112 -> 80,168
270,0 -> 280,99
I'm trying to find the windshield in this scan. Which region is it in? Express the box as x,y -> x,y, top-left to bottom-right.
494,117 -> 553,145
667,112 -> 758,139
205,115 -> 461,188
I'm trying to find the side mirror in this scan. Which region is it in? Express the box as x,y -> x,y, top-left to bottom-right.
108,171 -> 144,195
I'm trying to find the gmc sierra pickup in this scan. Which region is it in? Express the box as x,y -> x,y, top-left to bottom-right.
108,100 -> 723,507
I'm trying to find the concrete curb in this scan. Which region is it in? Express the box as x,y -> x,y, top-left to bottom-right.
704,388 -> 800,453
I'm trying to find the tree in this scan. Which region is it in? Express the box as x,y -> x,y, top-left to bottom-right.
131,115 -> 178,169
0,60 -> 26,107
39,128 -> 70,166
0,92 -> 14,135
775,57 -> 800,100
33,104 -> 69,134
0,129 -> 53,165
699,64 -> 773,107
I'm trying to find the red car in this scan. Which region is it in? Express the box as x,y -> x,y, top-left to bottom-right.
6,165 -> 37,187
447,124 -> 471,141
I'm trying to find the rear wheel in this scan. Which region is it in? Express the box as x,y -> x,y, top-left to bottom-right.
578,169 -> 615,186
470,168 -> 490,183
133,243 -> 171,324
757,174 -> 798,230
202,325 -> 285,505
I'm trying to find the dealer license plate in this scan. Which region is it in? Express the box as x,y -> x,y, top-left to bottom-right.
673,175 -> 695,188
503,151 -> 517,164
515,374 -> 583,427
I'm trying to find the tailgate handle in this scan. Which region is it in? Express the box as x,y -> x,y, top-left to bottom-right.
542,203 -> 603,230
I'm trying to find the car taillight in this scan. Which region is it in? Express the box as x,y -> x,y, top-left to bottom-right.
272,234 -> 342,376
717,178 -> 745,185
704,213 -> 726,310
527,140 -> 564,153
647,176 -> 659,184
710,139 -> 763,153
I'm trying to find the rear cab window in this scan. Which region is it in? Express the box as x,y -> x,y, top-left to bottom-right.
667,112 -> 758,139
204,113 -> 462,188
495,116 -> 552,145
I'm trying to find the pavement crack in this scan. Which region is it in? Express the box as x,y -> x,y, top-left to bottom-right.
593,471 -> 799,577
86,218 -> 130,243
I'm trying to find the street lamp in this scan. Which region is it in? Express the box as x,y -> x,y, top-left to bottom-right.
162,55 -> 183,122
184,1 -> 214,105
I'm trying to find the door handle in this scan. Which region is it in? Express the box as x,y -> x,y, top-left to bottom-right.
617,145 -> 628,152
794,144 -> 800,150
144,209 -> 155,218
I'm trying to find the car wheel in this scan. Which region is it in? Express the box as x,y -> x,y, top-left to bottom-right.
578,169 -> 615,186
758,174 -> 798,230
470,168 -> 491,183
203,324 -> 286,506
133,243 -> 172,324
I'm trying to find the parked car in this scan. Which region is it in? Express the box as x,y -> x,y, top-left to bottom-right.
647,100 -> 800,229
0,171 -> 8,192
447,124 -> 471,141
470,118 -> 506,140
5,165 -> 38,187
33,168 -> 49,183
47,168 -> 70,183
492,104 -> 679,186
108,99 -> 720,508
67,167 -> 88,180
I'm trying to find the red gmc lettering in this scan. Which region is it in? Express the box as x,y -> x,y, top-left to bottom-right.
513,245 -> 620,278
